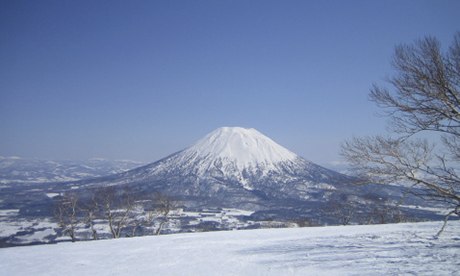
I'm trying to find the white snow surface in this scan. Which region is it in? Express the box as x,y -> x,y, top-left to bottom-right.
183,127 -> 298,170
2,221 -> 459,275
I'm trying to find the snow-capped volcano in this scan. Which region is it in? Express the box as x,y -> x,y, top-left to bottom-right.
172,127 -> 301,186
183,127 -> 298,169
77,127 -> 353,204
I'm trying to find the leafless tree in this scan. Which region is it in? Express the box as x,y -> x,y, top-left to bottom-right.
140,205 -> 157,235
123,192 -> 177,236
127,203 -> 145,237
80,193 -> 100,240
96,187 -> 135,239
55,193 -> 80,242
153,192 -> 176,235
342,33 -> 460,236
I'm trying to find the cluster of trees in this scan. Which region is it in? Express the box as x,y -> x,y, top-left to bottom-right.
342,33 -> 460,235
54,187 -> 177,242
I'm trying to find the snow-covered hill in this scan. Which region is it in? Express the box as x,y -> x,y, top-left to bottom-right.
0,156 -> 144,184
1,221 -> 458,275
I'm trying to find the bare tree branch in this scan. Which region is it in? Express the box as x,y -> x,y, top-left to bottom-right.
342,33 -> 460,234
96,187 -> 136,239
54,193 -> 80,242
153,192 -> 176,235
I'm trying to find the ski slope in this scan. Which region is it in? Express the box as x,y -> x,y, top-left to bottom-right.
1,221 -> 459,275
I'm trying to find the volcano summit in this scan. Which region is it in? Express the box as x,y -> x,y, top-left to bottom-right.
183,127 -> 298,172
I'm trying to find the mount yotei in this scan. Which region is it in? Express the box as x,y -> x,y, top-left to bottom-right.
0,127 -> 447,246
58,127 -> 442,220
72,127 -> 354,204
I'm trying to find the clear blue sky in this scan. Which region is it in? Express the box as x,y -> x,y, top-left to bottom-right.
1,0 -> 459,166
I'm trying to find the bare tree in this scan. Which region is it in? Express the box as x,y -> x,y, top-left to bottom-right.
80,193 -> 100,240
96,187 -> 135,239
153,192 -> 176,235
342,33 -> 460,235
141,204 -> 158,235
127,203 -> 145,237
55,193 -> 80,242
122,192 -> 177,236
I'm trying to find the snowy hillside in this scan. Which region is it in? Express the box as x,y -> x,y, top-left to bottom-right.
1,221 -> 458,275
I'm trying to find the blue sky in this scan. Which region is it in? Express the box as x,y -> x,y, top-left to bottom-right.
1,0 -> 459,166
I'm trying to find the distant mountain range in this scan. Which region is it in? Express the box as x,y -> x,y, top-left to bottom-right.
0,156 -> 144,185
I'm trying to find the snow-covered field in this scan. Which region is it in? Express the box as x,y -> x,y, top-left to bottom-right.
1,221 -> 459,275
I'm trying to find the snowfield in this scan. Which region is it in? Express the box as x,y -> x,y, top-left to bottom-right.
1,221 -> 459,275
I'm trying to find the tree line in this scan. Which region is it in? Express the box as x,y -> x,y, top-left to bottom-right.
54,186 -> 177,242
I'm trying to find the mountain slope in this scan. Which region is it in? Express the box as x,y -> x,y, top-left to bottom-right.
49,126 -> 446,226
70,127 -> 353,207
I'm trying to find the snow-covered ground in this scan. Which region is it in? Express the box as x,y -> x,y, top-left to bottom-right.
1,221 -> 459,275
